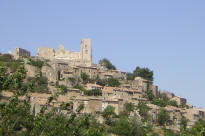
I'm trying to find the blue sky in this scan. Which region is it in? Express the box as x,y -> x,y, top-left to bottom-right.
0,0 -> 205,107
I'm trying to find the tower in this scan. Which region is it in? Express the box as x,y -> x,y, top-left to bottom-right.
80,38 -> 92,66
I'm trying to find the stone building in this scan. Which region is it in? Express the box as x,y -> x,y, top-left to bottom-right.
170,96 -> 187,107
13,48 -> 30,59
37,38 -> 92,66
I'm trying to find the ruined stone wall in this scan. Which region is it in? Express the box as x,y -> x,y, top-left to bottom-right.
37,38 -> 92,66
37,47 -> 55,60
55,45 -> 81,60
13,48 -> 30,59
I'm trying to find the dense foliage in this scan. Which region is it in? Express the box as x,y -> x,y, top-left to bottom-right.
145,90 -> 179,108
27,58 -> 47,69
157,108 -> 170,126
84,89 -> 102,96
99,58 -> 116,70
96,77 -> 120,87
127,66 -> 154,81
0,54 -> 23,72
27,76 -> 49,93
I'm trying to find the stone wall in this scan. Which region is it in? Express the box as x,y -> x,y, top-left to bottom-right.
37,38 -> 92,66
37,47 -> 55,60
13,48 -> 30,59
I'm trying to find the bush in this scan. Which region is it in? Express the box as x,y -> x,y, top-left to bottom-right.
126,72 -> 134,80
58,85 -> 67,94
99,58 -> 116,70
152,99 -> 167,107
146,90 -> 155,101
27,58 -> 45,69
180,116 -> 188,131
81,72 -> 90,84
157,108 -> 170,126
111,116 -> 146,136
84,89 -> 102,96
106,78 -> 120,87
0,54 -> 23,72
133,67 -> 154,81
127,66 -> 154,81
28,76 -> 49,93
137,102 -> 150,121
168,100 -> 178,107
103,106 -> 116,125
67,77 -> 76,86
124,102 -> 135,115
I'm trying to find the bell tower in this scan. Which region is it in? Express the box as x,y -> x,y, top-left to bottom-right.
80,38 -> 92,66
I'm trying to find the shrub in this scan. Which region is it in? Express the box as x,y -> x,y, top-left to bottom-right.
106,78 -> 120,87
133,66 -> 154,81
58,85 -> 67,94
168,100 -> 178,107
84,89 -> 102,96
81,72 -> 90,84
137,102 -> 150,121
157,108 -> 170,126
28,76 -> 49,93
0,54 -> 23,72
99,58 -> 116,70
67,77 -> 76,86
27,59 -> 45,69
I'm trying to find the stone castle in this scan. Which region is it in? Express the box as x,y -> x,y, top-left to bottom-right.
6,38 -> 205,131
37,38 -> 92,66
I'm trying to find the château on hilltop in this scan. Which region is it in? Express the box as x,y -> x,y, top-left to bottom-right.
1,38 -> 205,135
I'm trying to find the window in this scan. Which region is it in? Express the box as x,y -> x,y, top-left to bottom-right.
85,50 -> 88,54
85,45 -> 87,48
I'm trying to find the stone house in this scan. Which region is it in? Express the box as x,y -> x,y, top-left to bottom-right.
164,106 -> 182,131
102,98 -> 124,115
13,48 -> 30,60
147,104 -> 160,125
183,108 -> 205,128
159,90 -> 175,99
41,65 -> 58,83
73,96 -> 103,114
170,96 -> 187,107
98,69 -> 126,79
85,83 -> 103,90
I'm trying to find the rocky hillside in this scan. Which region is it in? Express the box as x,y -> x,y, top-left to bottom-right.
0,53 -> 205,136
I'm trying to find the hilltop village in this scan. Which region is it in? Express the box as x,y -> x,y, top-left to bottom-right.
1,38 -> 205,135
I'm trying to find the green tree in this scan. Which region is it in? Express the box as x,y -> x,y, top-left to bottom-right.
99,58 -> 116,70
180,116 -> 188,132
168,100 -> 178,107
146,90 -> 155,101
95,75 -> 106,86
137,102 -> 150,122
111,116 -> 146,136
68,77 -> 76,86
126,72 -> 134,80
157,108 -> 170,126
0,66 -> 7,90
84,89 -> 102,96
28,75 -> 49,93
81,72 -> 90,84
123,102 -> 135,115
103,106 -> 116,125
76,103 -> 84,113
188,119 -> 205,136
58,84 -> 67,94
133,66 -> 154,81
106,78 -> 120,87
27,58 -> 45,69
0,96 -> 34,136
